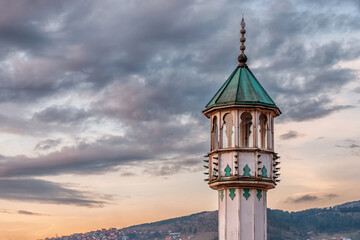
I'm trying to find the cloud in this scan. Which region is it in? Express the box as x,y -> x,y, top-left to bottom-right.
0,209 -> 12,214
0,113 -> 34,135
279,130 -> 303,140
17,210 -> 47,216
279,96 -> 353,122
0,136 -> 147,177
0,178 -> 109,207
0,208 -> 48,216
0,118 -> 207,177
285,193 -> 339,203
324,193 -> 338,200
350,144 -> 360,148
33,106 -> 92,124
0,1 -> 68,51
0,0 -> 357,122
34,139 -> 62,151
335,141 -> 360,156
335,143 -> 360,149
144,158 -> 202,177
248,5 -> 360,121
286,194 -> 319,203
120,172 -> 136,177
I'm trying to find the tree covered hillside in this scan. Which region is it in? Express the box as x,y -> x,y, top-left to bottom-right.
126,201 -> 360,240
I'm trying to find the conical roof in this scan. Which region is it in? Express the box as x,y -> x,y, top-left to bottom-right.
205,65 -> 280,112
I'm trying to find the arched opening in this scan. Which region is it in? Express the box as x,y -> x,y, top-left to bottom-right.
240,112 -> 253,147
211,116 -> 218,150
222,113 -> 234,148
259,114 -> 267,149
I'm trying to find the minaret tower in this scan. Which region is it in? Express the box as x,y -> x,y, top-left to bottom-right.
203,17 -> 281,240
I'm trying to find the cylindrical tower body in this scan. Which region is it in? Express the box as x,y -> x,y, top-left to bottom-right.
203,17 -> 281,240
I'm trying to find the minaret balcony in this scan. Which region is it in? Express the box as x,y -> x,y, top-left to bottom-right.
208,176 -> 276,190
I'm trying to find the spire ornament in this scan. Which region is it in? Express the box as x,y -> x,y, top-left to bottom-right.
238,16 -> 248,66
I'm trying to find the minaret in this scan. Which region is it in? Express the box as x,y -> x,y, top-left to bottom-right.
203,17 -> 281,240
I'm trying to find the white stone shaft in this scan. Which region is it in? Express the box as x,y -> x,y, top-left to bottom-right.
218,188 -> 267,240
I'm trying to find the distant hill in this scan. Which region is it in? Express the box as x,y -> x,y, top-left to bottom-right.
126,200 -> 360,240
267,201 -> 360,240
46,200 -> 360,240
334,200 -> 360,210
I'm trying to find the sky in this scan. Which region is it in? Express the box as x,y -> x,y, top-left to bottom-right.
0,0 -> 359,239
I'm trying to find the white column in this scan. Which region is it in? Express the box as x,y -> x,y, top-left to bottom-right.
254,110 -> 259,148
219,189 -> 226,240
235,109 -> 239,147
218,188 -> 267,240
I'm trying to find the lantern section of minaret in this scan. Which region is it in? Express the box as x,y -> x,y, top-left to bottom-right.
203,17 -> 281,240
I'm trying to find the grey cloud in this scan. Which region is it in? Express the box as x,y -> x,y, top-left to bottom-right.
0,2 -> 94,102
285,193 -> 339,203
350,144 -> 360,148
0,113 -> 33,135
0,109 -> 91,137
335,143 -> 360,149
279,131 -> 303,140
33,106 -> 92,124
18,210 -> 47,216
0,1 -> 69,51
145,158 -> 202,177
325,193 -> 338,200
0,117 -> 207,177
246,4 -> 360,121
286,194 -> 319,203
0,209 -> 11,214
0,22 -> 50,51
255,60 -> 356,122
0,114 -> 83,138
34,139 -> 62,151
0,0 -> 222,104
0,178 -> 108,207
278,96 -> 353,122
0,0 -> 357,123
0,209 -> 48,216
120,172 -> 136,177
0,136 -> 147,177
334,142 -> 360,156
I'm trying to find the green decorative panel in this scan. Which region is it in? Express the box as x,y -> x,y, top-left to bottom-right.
257,189 -> 262,200
224,164 -> 231,177
213,169 -> 217,176
229,189 -> 236,200
243,188 -> 250,200
261,166 -> 267,177
243,164 -> 251,176
220,190 -> 224,201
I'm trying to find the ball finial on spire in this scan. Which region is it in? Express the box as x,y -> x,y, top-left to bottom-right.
238,16 -> 248,66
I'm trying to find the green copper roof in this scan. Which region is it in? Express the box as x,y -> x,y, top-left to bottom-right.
205,66 -> 279,111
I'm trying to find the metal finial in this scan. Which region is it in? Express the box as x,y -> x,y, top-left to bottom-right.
238,16 -> 247,66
